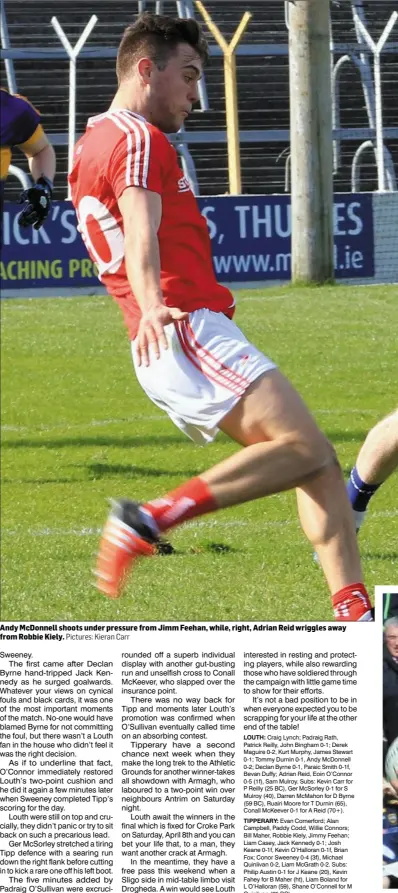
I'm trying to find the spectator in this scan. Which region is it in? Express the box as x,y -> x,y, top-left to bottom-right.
384,594 -> 398,622
384,618 -> 398,749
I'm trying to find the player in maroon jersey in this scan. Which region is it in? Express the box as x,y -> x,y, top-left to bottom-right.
0,88 -> 55,228
70,13 -> 372,620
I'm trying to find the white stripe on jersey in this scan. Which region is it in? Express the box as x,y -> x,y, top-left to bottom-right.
106,111 -> 150,189
117,110 -> 151,189
119,113 -> 142,187
86,109 -> 152,189
107,112 -> 134,187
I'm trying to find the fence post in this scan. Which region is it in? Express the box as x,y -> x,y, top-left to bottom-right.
289,0 -> 334,283
1,0 -> 17,92
195,1 -> 251,195
331,54 -> 351,173
176,0 -> 209,111
51,15 -> 98,198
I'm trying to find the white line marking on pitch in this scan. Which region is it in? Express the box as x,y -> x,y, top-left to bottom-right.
2,510 -> 397,538
1,408 -> 380,435
1,415 -> 165,434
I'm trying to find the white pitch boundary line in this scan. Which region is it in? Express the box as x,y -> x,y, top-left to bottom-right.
239,285 -> 397,303
314,409 -> 382,415
2,509 -> 397,538
1,408 -> 381,435
1,415 -> 165,434
2,520 -> 293,537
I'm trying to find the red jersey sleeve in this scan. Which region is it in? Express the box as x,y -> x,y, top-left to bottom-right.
107,113 -> 171,201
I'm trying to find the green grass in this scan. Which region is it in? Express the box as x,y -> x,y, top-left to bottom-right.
1,284 -> 397,622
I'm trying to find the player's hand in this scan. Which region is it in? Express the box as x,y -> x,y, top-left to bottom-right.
136,304 -> 189,367
18,176 -> 53,230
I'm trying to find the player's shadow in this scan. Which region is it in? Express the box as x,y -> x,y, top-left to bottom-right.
193,542 -> 238,554
162,543 -> 240,556
325,430 -> 370,445
86,462 -> 199,480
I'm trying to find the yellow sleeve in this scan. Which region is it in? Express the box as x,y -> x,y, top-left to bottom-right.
0,146 -> 12,180
17,123 -> 45,156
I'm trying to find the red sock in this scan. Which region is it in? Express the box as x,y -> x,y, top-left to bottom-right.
332,583 -> 373,621
142,477 -> 218,533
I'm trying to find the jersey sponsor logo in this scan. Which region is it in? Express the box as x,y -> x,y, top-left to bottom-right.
177,175 -> 191,193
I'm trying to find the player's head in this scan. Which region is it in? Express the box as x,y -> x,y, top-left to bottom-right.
385,617 -> 398,660
116,13 -> 208,132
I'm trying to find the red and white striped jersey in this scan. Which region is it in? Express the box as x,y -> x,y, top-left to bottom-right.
69,109 -> 235,340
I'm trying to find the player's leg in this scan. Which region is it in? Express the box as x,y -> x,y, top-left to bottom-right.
295,472 -> 367,618
143,368 -> 368,615
213,374 -> 371,618
203,368 -> 333,499
95,368 -> 325,599
347,408 -> 398,531
94,366 -> 327,598
95,365 -> 370,618
210,370 -> 370,620
137,368 -> 335,529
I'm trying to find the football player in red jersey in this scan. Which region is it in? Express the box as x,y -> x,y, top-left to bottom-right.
70,13 -> 372,620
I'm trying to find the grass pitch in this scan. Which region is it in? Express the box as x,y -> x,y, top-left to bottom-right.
1,284 -> 397,622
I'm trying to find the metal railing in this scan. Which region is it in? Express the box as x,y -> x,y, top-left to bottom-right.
338,0 -> 398,192
1,0 -> 397,194
283,0 -> 398,193
8,164 -> 30,189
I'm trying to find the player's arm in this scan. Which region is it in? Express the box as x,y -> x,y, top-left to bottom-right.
119,185 -> 163,312
18,129 -> 56,230
22,130 -> 56,185
119,186 -> 187,367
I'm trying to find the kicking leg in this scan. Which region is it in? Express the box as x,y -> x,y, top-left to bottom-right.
95,368 -> 371,618
215,370 -> 370,619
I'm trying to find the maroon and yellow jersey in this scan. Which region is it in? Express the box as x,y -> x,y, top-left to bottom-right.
0,88 -> 44,197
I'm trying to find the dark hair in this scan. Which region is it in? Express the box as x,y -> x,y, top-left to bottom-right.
116,12 -> 209,83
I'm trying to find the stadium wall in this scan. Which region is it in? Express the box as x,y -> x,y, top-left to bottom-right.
1,192 -> 397,297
